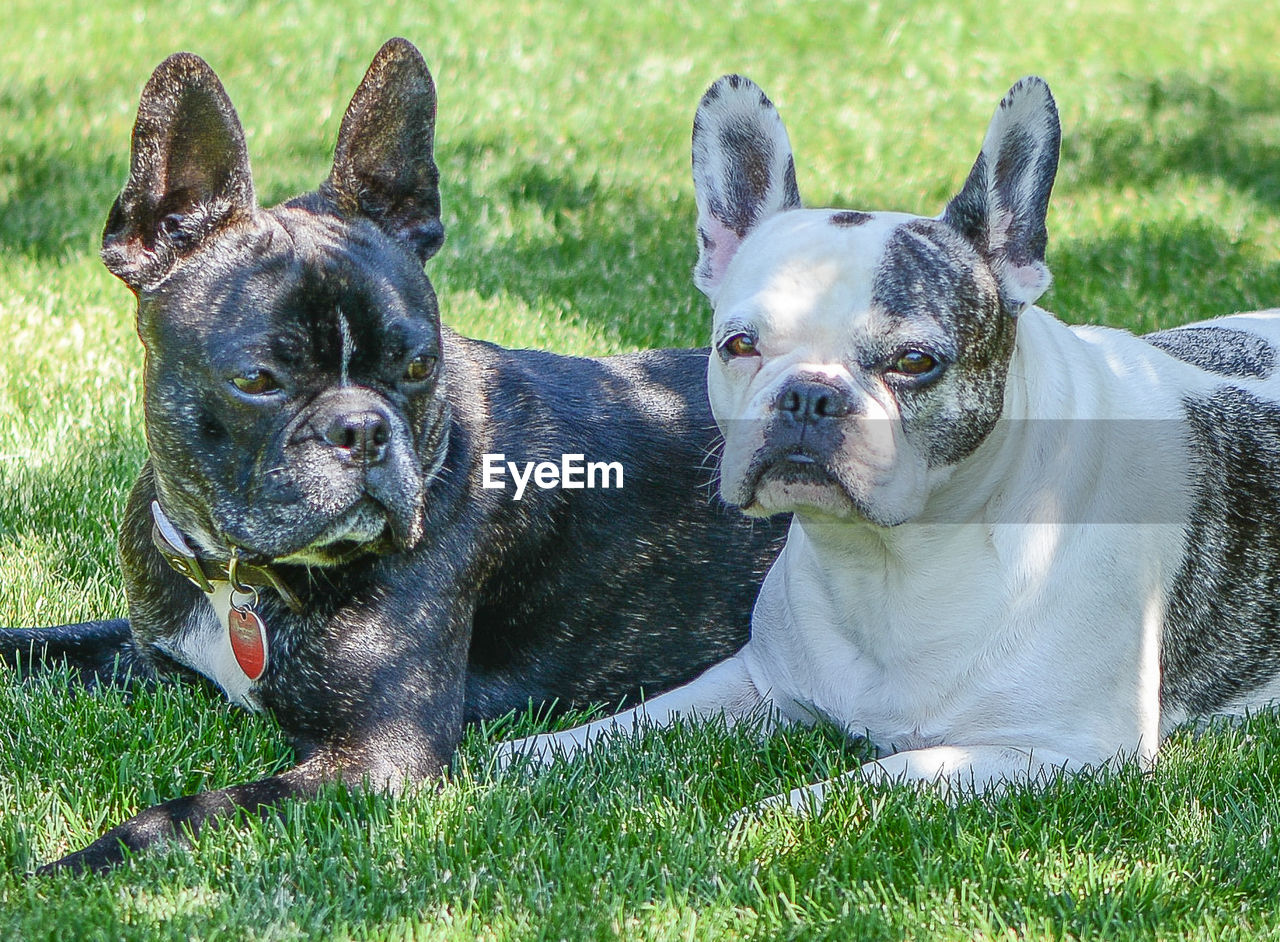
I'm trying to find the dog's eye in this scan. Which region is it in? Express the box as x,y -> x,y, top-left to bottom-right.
720,333 -> 760,359
403,354 -> 437,383
891,350 -> 938,377
231,370 -> 280,395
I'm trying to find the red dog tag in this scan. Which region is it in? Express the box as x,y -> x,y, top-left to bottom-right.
227,605 -> 269,681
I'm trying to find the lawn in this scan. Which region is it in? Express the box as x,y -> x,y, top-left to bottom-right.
3,0 -> 1280,938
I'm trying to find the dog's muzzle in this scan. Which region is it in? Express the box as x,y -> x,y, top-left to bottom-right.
733,376 -> 858,506
323,404 -> 394,467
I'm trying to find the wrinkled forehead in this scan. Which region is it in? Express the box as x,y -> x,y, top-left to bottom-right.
715,208 -> 995,343
260,208 -> 436,325
145,208 -> 438,371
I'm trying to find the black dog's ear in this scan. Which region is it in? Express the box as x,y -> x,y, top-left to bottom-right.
323,38 -> 444,263
101,53 -> 255,291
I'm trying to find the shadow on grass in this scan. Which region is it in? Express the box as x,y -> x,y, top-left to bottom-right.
1047,219 -> 1280,333
438,137 -> 707,350
0,74 -> 130,260
0,147 -> 124,261
1064,69 -> 1280,209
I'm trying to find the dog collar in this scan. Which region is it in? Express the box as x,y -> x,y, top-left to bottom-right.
149,501 -> 304,613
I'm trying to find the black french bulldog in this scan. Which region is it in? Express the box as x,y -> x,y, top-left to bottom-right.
1,38 -> 784,873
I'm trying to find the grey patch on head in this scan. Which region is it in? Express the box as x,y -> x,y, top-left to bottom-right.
873,221 -> 990,332
869,219 -> 1013,467
829,210 -> 872,228
1162,387 -> 1280,714
337,308 -> 354,385
1144,326 -> 1276,380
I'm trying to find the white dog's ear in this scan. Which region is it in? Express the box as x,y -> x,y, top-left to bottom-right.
941,77 -> 1060,311
691,75 -> 801,297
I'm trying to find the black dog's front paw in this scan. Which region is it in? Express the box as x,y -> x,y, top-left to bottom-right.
36,835 -> 138,877
30,770 -> 315,875
33,800 -> 198,876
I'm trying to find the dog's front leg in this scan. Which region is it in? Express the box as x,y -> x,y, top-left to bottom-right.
34,722 -> 456,875
38,667 -> 468,874
748,744 -> 1081,818
37,755 -> 335,874
493,651 -> 771,769
34,579 -> 477,874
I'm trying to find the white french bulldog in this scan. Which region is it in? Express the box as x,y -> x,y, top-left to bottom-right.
495,74 -> 1280,813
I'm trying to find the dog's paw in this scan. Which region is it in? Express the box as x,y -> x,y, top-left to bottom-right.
489,726 -> 598,773
489,734 -> 556,773
727,779 -> 829,830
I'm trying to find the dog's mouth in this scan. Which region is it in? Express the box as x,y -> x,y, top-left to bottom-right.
758,448 -> 836,483
741,447 -> 852,512
282,537 -> 376,567
213,492 -> 408,568
278,489 -> 427,565
275,499 -> 391,565
215,432 -> 431,565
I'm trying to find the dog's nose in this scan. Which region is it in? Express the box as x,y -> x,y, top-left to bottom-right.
775,380 -> 852,422
325,410 -> 391,464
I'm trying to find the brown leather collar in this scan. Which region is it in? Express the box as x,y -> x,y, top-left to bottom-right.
149,501 -> 304,613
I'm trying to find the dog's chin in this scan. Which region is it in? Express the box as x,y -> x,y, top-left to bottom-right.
735,454 -> 855,519
277,534 -> 384,567
735,454 -> 914,526
273,503 -> 396,566
220,500 -> 405,567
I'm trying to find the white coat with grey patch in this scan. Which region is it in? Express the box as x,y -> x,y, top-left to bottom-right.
495,74 -> 1280,815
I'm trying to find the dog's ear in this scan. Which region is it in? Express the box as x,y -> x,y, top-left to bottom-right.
101,53 -> 256,292
691,75 -> 801,298
941,77 -> 1060,312
323,38 -> 444,263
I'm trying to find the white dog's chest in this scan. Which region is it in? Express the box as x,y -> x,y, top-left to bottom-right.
748,619 -> 992,752
743,539 -> 990,745
745,513 -> 1190,760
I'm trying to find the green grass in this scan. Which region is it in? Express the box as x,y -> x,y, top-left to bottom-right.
4,0 -> 1280,937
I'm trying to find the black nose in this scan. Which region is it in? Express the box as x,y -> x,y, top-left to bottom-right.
325,410 -> 391,464
776,379 -> 852,422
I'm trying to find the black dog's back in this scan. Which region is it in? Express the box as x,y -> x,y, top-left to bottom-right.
449,337 -> 784,719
